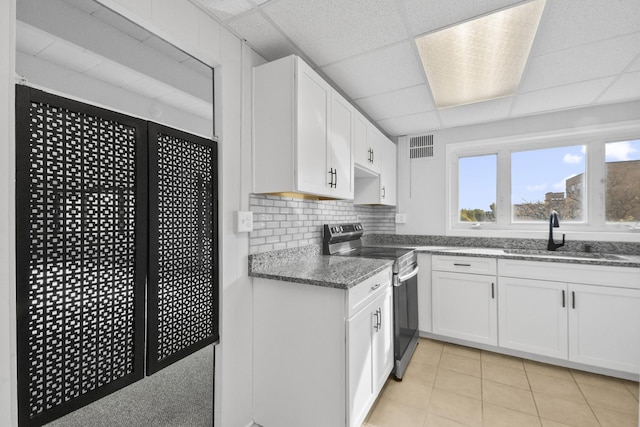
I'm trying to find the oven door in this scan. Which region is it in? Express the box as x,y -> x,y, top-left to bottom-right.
393,265 -> 419,379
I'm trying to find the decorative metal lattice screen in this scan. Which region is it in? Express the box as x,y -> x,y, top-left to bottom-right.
147,123 -> 218,374
15,87 -> 147,426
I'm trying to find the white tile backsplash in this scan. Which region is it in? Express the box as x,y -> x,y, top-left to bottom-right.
248,194 -> 395,253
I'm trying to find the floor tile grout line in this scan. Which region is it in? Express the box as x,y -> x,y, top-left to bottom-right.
570,369 -> 610,426
522,361 -> 549,425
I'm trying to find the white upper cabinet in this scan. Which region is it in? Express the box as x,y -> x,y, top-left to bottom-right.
330,91 -> 355,199
354,111 -> 380,174
353,135 -> 397,206
253,55 -> 353,199
379,136 -> 397,206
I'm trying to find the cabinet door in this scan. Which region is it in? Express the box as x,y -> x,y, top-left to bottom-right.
498,278 -> 568,359
329,92 -> 354,199
346,303 -> 374,427
568,283 -> 640,373
366,124 -> 381,174
372,287 -> 393,394
296,59 -> 330,196
354,111 -> 370,169
379,137 -> 396,206
432,271 -> 497,345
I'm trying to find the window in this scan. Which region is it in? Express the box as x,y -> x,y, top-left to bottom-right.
459,155 -> 496,222
448,123 -> 640,235
605,139 -> 640,223
511,146 -> 585,222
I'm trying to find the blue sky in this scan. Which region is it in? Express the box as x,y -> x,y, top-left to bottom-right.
459,140 -> 640,211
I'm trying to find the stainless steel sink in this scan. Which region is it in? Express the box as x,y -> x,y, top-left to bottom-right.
503,248 -> 625,260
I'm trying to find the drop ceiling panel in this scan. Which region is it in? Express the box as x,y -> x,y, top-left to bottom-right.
157,90 -> 206,110
521,32 -> 640,92
438,97 -> 513,128
263,0 -> 407,66
61,0 -> 102,14
355,85 -> 434,121
90,6 -> 152,42
530,0 -> 640,56
511,77 -> 615,116
597,71 -> 640,103
627,56 -> 640,73
123,77 -> 175,99
143,36 -> 191,63
181,57 -> 212,78
377,111 -> 441,136
401,0 -> 521,36
84,60 -> 142,88
182,99 -> 214,120
16,22 -> 54,56
228,12 -> 298,61
191,0 -> 253,22
37,41 -> 104,73
321,41 -> 424,100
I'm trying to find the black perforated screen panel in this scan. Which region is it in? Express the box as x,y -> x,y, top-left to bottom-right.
15,86 -> 147,426
147,123 -> 218,374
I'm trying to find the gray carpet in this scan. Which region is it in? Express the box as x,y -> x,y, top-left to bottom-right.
45,345 -> 214,427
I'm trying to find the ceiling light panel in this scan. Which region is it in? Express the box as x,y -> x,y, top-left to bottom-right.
415,0 -> 546,108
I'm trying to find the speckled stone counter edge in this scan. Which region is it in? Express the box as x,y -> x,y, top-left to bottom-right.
249,244 -> 394,289
362,235 -> 640,256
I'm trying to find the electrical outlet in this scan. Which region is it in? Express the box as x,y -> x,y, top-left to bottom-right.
236,211 -> 253,232
395,213 -> 406,224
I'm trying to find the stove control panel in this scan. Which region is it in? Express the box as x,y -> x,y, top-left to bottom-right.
326,223 -> 363,235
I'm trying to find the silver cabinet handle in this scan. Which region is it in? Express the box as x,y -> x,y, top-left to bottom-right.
454,263 -> 471,267
562,290 -> 565,308
370,283 -> 381,292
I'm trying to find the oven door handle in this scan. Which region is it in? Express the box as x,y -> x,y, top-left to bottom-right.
395,265 -> 419,285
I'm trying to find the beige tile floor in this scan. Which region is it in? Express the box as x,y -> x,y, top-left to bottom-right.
363,338 -> 639,427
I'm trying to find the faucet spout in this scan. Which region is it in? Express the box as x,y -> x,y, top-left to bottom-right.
547,211 -> 565,251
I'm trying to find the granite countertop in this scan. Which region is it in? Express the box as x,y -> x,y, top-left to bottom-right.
413,246 -> 640,268
249,255 -> 393,289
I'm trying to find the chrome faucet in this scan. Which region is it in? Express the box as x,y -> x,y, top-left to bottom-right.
547,211 -> 565,251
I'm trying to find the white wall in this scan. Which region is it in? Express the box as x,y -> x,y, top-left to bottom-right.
2,0 -> 260,425
0,0 -> 17,425
396,100 -> 640,239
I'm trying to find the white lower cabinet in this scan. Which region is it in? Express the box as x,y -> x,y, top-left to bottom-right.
432,270 -> 497,346
429,256 -> 640,377
568,283 -> 640,373
497,259 -> 640,375
498,277 -> 568,359
347,286 -> 392,427
253,268 -> 392,427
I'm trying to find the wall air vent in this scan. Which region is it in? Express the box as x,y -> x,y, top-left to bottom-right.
409,134 -> 434,159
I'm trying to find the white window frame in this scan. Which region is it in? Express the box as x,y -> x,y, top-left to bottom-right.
446,120 -> 640,241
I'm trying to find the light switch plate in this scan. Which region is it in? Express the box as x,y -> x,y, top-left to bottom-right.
395,213 -> 406,224
236,211 -> 253,232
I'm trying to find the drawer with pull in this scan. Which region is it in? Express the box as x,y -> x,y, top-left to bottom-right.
347,268 -> 392,317
432,255 -> 497,276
